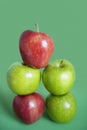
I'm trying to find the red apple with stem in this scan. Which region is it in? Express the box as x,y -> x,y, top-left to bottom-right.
19,24 -> 54,68
13,92 -> 44,124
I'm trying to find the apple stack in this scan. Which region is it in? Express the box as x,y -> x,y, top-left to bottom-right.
7,24 -> 54,124
7,24 -> 76,124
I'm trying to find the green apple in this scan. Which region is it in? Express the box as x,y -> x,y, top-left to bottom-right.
42,59 -> 76,95
7,62 -> 40,95
46,92 -> 77,123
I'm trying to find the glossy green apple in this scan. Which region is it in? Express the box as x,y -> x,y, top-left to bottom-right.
7,62 -> 40,95
42,59 -> 76,95
46,92 -> 77,123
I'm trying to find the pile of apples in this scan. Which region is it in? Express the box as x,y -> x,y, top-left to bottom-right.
7,24 -> 76,124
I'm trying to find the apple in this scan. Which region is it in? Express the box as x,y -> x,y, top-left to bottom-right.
13,92 -> 44,124
46,92 -> 77,123
7,62 -> 40,95
42,59 -> 76,95
19,24 -> 54,68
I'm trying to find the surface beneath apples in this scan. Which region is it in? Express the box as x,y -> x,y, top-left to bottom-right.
1,0 -> 87,129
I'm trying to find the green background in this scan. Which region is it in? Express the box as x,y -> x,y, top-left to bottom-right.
0,0 -> 87,130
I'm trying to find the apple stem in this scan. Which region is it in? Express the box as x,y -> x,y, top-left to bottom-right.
59,60 -> 64,68
35,24 -> 39,32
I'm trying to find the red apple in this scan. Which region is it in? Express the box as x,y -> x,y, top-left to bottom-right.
13,92 -> 44,124
19,24 -> 54,68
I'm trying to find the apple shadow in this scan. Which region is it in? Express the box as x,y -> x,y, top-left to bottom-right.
43,111 -> 49,119
43,106 -> 51,121
0,85 -> 20,122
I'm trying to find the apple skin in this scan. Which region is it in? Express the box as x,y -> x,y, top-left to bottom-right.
19,30 -> 54,68
13,92 -> 44,124
46,92 -> 77,123
42,59 -> 76,95
7,62 -> 40,95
